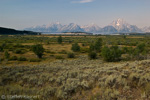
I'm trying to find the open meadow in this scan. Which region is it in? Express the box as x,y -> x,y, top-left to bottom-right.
0,35 -> 150,100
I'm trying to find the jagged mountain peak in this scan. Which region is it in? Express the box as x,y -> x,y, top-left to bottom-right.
142,26 -> 150,32
81,23 -> 101,33
67,23 -> 80,28
109,18 -> 142,33
110,18 -> 128,28
58,23 -> 84,32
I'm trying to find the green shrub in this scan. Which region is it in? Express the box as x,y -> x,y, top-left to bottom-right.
45,50 -> 51,53
14,49 -> 26,54
32,44 -> 44,58
46,41 -> 50,45
88,51 -> 97,59
55,56 -> 64,59
89,44 -> 95,52
122,47 -> 129,54
67,52 -> 75,58
29,58 -> 41,62
82,43 -> 87,46
50,54 -> 54,57
57,36 -> 62,44
9,56 -> 18,61
95,38 -> 102,52
80,48 -> 89,53
4,51 -> 10,59
50,51 -> 56,54
101,46 -> 122,62
58,50 -> 67,54
45,51 -> 56,54
18,57 -> 27,61
14,43 -> 24,48
71,43 -> 80,52
0,46 -> 4,52
0,58 -> 4,62
1,43 -> 6,48
126,43 -> 147,60
89,38 -> 102,52
136,43 -> 146,53
14,49 -> 22,54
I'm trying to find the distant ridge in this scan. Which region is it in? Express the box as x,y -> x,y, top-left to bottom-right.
0,27 -> 40,35
25,19 -> 149,34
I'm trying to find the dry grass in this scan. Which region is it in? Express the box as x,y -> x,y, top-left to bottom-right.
43,44 -> 72,52
33,35 -> 106,38
127,36 -> 145,38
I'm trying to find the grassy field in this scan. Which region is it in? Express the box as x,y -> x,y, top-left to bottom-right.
0,35 -> 150,100
0,35 -> 149,65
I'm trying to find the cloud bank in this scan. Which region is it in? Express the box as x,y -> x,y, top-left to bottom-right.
72,0 -> 94,4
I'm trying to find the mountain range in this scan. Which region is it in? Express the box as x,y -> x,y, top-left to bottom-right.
25,19 -> 150,34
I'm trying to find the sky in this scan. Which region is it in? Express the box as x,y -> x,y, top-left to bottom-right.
0,0 -> 150,30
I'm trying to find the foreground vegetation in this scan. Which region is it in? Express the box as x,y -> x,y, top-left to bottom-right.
0,35 -> 150,99
1,55 -> 150,99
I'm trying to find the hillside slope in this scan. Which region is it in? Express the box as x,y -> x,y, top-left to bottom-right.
0,27 -> 40,35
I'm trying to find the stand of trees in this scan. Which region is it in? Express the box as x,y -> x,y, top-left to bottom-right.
88,38 -> 102,59
89,38 -> 102,52
0,27 -> 40,35
101,46 -> 122,62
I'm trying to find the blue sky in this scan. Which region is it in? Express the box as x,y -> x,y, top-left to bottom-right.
0,0 -> 150,29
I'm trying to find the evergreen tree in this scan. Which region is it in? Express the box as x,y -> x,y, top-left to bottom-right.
5,51 -> 10,59
32,44 -> 44,58
95,38 -> 102,52
89,44 -> 95,52
57,36 -> 62,44
71,43 -> 80,52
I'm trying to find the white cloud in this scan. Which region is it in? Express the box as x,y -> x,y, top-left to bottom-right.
72,0 -> 94,4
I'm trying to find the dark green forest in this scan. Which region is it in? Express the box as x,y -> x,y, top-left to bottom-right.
0,27 -> 40,35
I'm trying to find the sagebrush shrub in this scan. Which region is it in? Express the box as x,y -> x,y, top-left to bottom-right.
9,56 -> 18,61
67,52 -> 75,58
18,57 -> 27,61
88,51 -> 97,59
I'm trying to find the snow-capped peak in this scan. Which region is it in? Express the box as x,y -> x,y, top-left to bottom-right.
116,19 -> 122,26
111,18 -> 127,27
110,18 -> 129,30
109,18 -> 142,33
